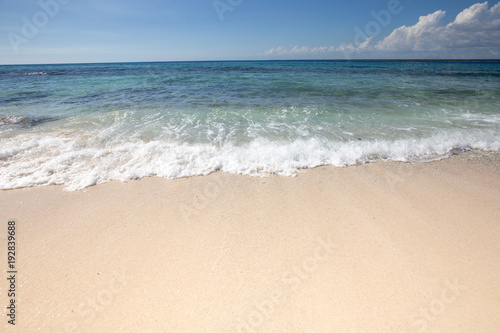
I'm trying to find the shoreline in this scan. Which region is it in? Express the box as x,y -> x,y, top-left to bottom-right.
1,150 -> 499,332
1,148 -> 498,193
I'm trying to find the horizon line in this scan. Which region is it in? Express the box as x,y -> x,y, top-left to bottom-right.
1,59 -> 500,66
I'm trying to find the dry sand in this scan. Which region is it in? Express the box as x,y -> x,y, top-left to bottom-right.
1,150 -> 499,332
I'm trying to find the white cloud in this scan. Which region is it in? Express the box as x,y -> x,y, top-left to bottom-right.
265,2 -> 500,59
375,10 -> 446,52
376,1 -> 500,54
265,45 -> 336,56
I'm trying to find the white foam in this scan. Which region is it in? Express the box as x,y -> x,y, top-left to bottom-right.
0,129 -> 499,190
23,72 -> 47,76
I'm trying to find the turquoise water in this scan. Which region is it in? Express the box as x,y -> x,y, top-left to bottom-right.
1,60 -> 499,189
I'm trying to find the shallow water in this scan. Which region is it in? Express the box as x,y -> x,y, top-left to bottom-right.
1,60 -> 499,190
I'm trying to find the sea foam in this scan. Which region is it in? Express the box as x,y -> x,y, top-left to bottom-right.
0,129 -> 498,190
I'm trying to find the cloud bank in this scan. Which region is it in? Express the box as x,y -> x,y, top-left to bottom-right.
265,1 -> 500,59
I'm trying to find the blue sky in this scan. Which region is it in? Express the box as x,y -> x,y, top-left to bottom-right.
1,0 -> 499,64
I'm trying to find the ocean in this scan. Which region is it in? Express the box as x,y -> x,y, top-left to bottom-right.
1,60 -> 499,190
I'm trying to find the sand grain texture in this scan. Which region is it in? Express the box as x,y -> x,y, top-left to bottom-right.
1,150 -> 499,332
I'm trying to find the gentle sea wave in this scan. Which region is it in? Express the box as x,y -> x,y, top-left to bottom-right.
1,61 -> 499,190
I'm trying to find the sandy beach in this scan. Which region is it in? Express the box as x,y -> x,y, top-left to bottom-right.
1,150 -> 499,332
